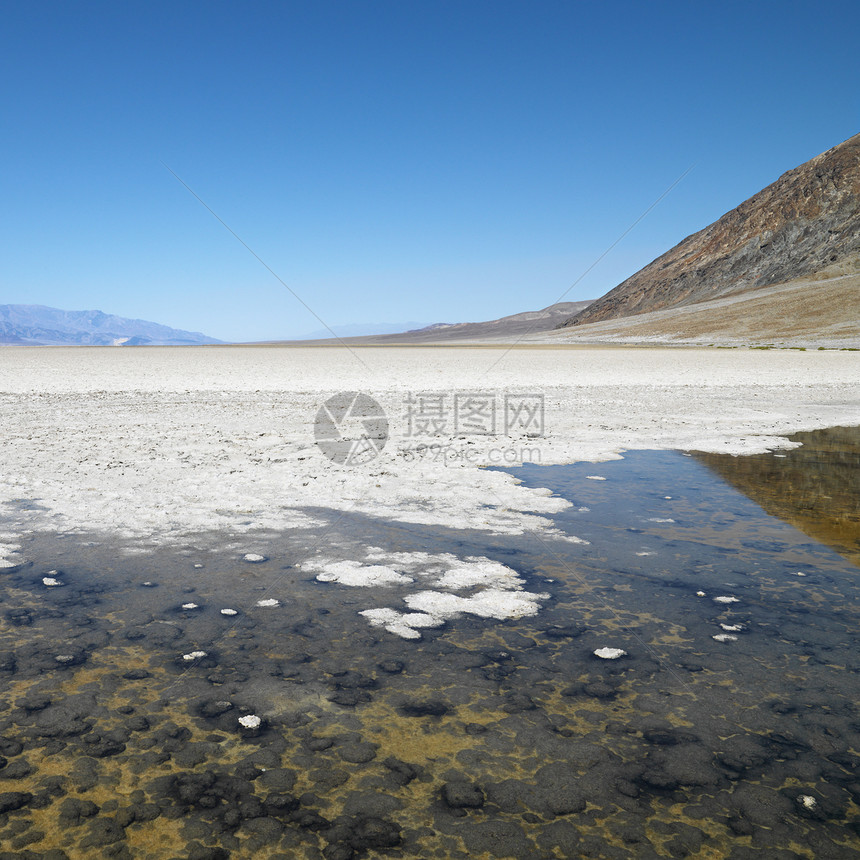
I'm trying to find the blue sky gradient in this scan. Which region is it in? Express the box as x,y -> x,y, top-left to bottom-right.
3,1 -> 859,341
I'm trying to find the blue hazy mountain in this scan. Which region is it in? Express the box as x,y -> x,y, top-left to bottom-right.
293,321 -> 429,340
0,305 -> 223,346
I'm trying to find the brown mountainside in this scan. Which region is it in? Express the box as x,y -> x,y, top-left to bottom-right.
561,132 -> 860,327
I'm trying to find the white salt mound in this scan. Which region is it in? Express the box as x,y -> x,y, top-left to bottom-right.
712,634 -> 738,642
435,559 -> 523,590
310,560 -> 412,587
238,714 -> 262,729
181,602 -> 199,610
220,608 -> 238,616
243,553 -> 266,563
594,647 -> 627,660
720,623 -> 744,632
799,794 -> 817,809
42,577 -> 63,587
713,596 -> 739,604
406,588 -> 546,621
255,598 -> 279,607
182,650 -> 207,660
586,475 -> 606,481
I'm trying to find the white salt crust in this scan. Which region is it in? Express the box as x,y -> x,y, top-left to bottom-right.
594,647 -> 627,659
0,542 -> 22,568
238,714 -> 262,729
339,548 -> 549,639
1,346 -> 856,547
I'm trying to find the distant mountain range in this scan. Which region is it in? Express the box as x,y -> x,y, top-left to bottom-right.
0,305 -> 222,346
295,321 -> 428,340
281,301 -> 593,344
559,132 -> 860,331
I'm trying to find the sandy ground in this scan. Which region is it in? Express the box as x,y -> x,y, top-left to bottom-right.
528,271 -> 860,348
1,345 -> 859,560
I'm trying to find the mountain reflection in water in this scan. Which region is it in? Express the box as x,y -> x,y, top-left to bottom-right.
693,425 -> 860,568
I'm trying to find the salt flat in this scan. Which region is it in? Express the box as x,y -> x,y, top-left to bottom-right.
1,345 -> 858,557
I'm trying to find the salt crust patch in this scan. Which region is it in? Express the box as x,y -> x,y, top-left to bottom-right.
303,551 -> 524,592
594,647 -> 627,659
317,547 -> 550,639
307,560 -> 413,587
0,346 -> 858,547
0,542 -> 22,568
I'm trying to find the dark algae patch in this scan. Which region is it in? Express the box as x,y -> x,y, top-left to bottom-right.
1,427 -> 860,858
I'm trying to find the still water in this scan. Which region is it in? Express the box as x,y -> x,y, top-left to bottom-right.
1,427 -> 859,859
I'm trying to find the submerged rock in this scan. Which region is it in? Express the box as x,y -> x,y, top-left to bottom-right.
442,781 -> 485,809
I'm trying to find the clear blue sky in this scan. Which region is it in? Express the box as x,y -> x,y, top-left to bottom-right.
2,1 -> 858,341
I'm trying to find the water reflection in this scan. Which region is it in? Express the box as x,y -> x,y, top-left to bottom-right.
693,425 -> 860,567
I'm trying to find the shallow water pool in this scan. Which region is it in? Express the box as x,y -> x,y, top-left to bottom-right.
1,428 -> 859,858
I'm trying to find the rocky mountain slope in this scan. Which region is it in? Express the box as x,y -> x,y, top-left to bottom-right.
0,305 -> 222,346
561,132 -> 860,327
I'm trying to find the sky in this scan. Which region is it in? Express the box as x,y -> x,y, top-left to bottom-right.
2,1 -> 859,342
